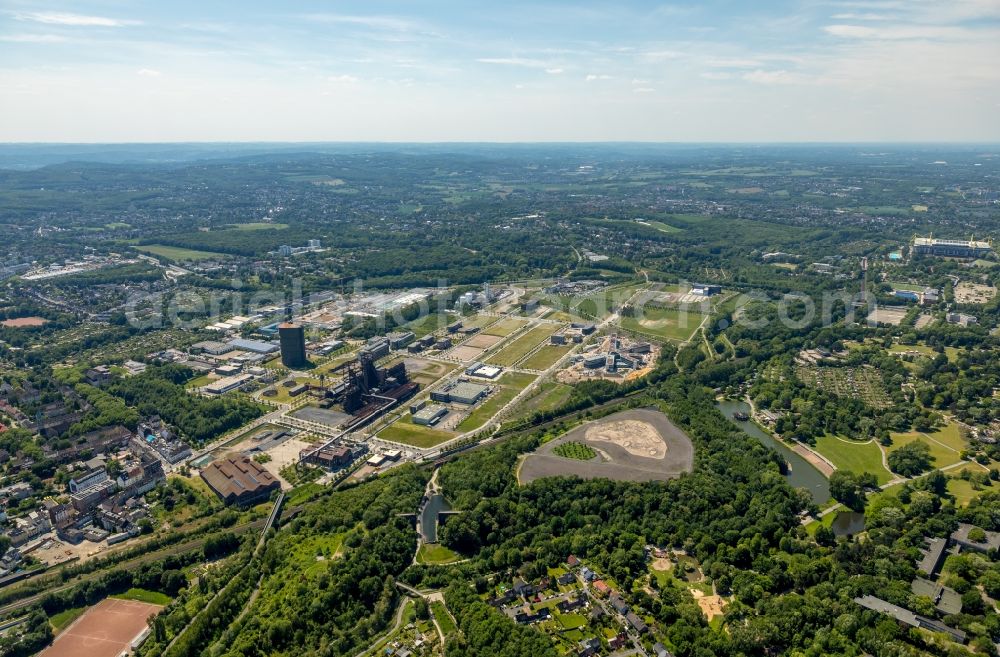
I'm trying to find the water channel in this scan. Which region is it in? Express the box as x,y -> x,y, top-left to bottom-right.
716,399 -> 830,505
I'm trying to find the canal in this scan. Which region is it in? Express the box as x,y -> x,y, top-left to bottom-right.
717,399 -> 830,505
420,493 -> 451,543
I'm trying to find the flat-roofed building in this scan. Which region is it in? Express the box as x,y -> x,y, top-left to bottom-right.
200,455 -> 281,506
413,404 -> 448,426
228,338 -> 280,355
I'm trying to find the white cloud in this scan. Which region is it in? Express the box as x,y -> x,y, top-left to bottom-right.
633,87 -> 655,93
742,69 -> 803,85
700,71 -> 733,80
824,23 -> 975,39
642,50 -> 683,60
545,68 -> 564,74
632,78 -> 650,84
706,58 -> 762,68
327,74 -> 360,83
585,74 -> 612,81
476,57 -> 552,69
0,34 -> 67,43
10,11 -> 139,27
137,68 -> 161,77
302,14 -> 416,33
831,12 -> 894,20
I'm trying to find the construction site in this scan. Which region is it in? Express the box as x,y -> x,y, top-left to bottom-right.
556,334 -> 660,384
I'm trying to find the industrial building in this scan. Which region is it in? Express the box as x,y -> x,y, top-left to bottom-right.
299,445 -> 353,470
190,340 -> 233,355
203,373 -> 254,395
316,351 -> 418,419
912,236 -> 992,259
361,336 -> 390,360
465,362 -> 503,379
431,381 -> 489,405
278,322 -> 307,368
228,338 -> 280,355
691,283 -> 723,296
387,331 -> 416,350
200,455 -> 281,507
413,404 -> 448,426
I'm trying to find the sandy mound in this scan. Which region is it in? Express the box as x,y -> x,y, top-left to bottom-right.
651,557 -> 672,572
585,420 -> 666,459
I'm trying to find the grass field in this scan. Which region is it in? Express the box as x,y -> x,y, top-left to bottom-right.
49,607 -> 86,632
813,435 -> 893,484
620,306 -> 706,342
888,427 -> 964,469
133,244 -> 228,261
512,382 -> 573,420
553,441 -> 597,460
405,312 -> 454,338
418,543 -> 461,565
947,465 -> 995,506
645,220 -> 681,233
379,415 -> 456,448
482,318 -> 528,337
456,372 -> 537,432
520,344 -> 572,370
431,601 -> 458,635
486,325 -> 560,366
556,613 -> 588,629
112,588 -> 173,605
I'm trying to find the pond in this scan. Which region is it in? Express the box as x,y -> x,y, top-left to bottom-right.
717,399 -> 830,505
829,511 -> 866,536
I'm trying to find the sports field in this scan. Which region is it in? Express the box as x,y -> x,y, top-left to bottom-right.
39,598 -> 164,657
620,306 -> 705,342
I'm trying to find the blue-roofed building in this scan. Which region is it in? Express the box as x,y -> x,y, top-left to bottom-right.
228,338 -> 280,354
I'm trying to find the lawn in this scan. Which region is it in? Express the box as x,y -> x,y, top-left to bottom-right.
553,442 -> 596,460
520,344 -> 572,370
486,325 -> 560,366
133,244 -> 228,261
112,588 -> 172,605
456,372 -> 537,432
431,601 -> 458,635
620,306 -> 706,342
379,416 -> 456,448
512,382 -> 574,420
482,318 -> 528,337
813,435 -> 893,484
49,607 -> 86,632
947,465 -> 995,506
888,430 -> 963,470
556,613 -> 588,629
418,543 -> 461,565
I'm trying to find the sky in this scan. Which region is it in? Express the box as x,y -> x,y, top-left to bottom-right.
1,0 -> 999,142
